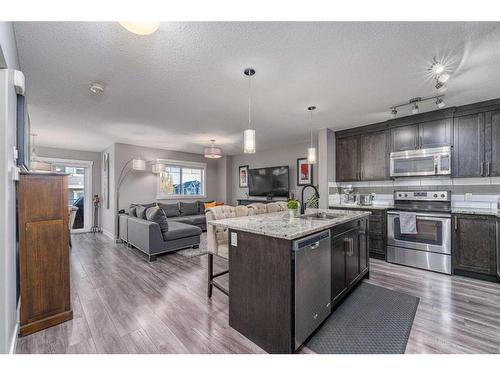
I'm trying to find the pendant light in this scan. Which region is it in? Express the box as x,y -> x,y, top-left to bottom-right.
307,106 -> 317,164
243,68 -> 256,154
204,139 -> 223,159
132,158 -> 146,171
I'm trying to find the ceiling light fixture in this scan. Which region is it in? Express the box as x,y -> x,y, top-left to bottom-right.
119,22 -> 160,36
435,81 -> 448,93
429,57 -> 452,93
89,82 -> 104,95
389,95 -> 445,118
204,139 -> 223,159
307,106 -> 317,165
437,73 -> 450,84
243,68 -> 256,154
436,97 -> 446,109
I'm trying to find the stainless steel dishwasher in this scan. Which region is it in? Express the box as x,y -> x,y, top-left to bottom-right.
293,230 -> 331,350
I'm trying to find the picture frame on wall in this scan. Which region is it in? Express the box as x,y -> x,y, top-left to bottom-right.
297,158 -> 313,186
239,165 -> 249,188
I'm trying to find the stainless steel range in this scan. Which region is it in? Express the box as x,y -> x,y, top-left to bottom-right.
387,190 -> 452,274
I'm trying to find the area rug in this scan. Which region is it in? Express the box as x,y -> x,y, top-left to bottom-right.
176,232 -> 208,258
305,282 -> 419,354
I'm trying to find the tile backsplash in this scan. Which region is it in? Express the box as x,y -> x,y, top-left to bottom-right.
328,177 -> 500,209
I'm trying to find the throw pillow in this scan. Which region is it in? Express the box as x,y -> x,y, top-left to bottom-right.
215,202 -> 225,206
135,205 -> 147,219
180,201 -> 198,216
129,206 -> 137,217
204,201 -> 217,209
146,206 -> 169,241
158,203 -> 180,217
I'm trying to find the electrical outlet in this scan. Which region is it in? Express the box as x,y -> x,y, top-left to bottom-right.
465,193 -> 473,201
231,232 -> 237,247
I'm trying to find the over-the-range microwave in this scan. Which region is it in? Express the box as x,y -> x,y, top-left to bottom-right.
390,146 -> 451,177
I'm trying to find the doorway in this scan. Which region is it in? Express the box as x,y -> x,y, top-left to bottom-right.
40,157 -> 93,233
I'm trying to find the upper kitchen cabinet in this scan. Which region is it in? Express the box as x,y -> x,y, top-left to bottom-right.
390,124 -> 418,152
485,110 -> 500,177
419,118 -> 452,149
360,130 -> 388,180
336,135 -> 360,181
391,118 -> 452,152
453,113 -> 485,178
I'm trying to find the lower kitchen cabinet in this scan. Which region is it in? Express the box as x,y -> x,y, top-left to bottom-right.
331,218 -> 369,304
452,214 -> 498,281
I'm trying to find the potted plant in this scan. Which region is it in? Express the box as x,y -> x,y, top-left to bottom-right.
287,199 -> 300,218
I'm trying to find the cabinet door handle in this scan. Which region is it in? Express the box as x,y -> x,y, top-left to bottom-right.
487,161 -> 491,176
480,162 -> 484,176
310,242 -> 320,250
454,216 -> 458,231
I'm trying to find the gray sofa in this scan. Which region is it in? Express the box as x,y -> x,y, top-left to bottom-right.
118,200 -> 210,261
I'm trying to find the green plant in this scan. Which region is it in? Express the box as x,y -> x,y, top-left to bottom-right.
287,199 -> 299,210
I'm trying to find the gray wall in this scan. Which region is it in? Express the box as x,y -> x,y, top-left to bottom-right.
0,22 -> 20,354
101,142 -> 223,238
228,141 -> 318,205
36,146 -> 102,198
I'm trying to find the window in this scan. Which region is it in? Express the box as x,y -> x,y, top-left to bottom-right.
157,160 -> 206,199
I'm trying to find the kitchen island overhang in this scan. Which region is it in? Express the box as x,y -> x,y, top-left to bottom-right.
208,209 -> 371,354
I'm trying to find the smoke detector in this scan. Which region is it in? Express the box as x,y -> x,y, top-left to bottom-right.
89,82 -> 104,95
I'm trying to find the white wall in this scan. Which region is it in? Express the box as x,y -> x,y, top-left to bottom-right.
229,141 -> 318,206
0,22 -> 20,354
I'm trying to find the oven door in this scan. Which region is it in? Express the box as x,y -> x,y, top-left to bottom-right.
387,211 -> 451,254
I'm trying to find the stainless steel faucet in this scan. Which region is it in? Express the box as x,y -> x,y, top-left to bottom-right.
300,184 -> 320,214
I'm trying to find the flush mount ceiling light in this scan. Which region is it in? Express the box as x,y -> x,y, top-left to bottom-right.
307,106 -> 317,165
243,68 -> 256,154
389,95 -> 445,118
119,21 -> 160,36
204,139 -> 223,159
89,82 -> 104,95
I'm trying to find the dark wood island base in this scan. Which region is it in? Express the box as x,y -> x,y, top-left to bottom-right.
228,216 -> 370,354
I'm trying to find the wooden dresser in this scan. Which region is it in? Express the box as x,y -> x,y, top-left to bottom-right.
18,172 -> 72,336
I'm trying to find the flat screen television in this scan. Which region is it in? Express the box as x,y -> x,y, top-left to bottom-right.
248,166 -> 289,197
16,94 -> 30,171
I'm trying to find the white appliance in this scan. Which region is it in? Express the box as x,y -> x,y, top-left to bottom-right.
390,146 -> 451,177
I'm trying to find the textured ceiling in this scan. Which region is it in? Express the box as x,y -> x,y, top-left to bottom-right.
13,22 -> 500,154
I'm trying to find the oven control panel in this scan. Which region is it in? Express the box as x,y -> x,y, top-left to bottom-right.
394,190 -> 450,201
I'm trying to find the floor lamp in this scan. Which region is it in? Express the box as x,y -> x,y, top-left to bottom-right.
115,158 -> 165,241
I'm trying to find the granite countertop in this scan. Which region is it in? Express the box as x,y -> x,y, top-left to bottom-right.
328,203 -> 393,210
451,207 -> 500,218
207,208 -> 371,240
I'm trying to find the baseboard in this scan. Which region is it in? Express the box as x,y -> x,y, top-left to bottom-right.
101,229 -> 114,240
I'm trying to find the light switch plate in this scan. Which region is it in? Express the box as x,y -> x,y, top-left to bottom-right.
231,232 -> 237,247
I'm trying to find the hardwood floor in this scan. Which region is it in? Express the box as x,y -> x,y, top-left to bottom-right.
16,233 -> 500,354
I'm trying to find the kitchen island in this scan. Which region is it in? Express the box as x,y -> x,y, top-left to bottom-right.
208,208 -> 371,353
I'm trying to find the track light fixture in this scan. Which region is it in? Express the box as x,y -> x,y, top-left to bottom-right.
429,57 -> 451,93
389,95 -> 445,118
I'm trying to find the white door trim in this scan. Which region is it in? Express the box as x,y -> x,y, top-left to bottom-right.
39,157 -> 93,233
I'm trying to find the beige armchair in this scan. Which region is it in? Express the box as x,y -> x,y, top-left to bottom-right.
266,201 -> 288,213
205,205 -> 250,297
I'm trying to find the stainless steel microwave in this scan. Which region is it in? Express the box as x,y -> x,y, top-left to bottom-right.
390,146 -> 451,177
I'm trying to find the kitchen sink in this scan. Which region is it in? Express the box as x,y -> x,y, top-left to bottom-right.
300,212 -> 344,220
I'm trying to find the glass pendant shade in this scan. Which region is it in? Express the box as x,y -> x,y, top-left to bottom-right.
132,158 -> 146,171
243,129 -> 256,154
307,147 -> 317,164
204,140 -> 222,159
151,163 -> 166,174
119,22 -> 160,36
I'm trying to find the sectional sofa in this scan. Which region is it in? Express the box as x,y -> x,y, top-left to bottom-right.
119,200 -> 210,261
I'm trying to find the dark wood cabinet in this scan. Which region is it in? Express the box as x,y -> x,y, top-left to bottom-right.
331,218 -> 369,304
391,119 -> 451,152
485,110 -> 500,177
18,173 -> 72,336
360,131 -> 388,180
336,135 -> 360,181
419,118 -> 452,149
453,113 -> 485,178
391,124 -> 419,152
452,214 -> 497,280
